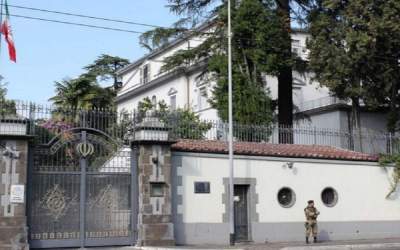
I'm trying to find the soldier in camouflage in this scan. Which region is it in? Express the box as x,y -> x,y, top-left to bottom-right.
304,200 -> 320,244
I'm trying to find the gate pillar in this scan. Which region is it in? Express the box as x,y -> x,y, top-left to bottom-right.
0,136 -> 30,250
132,114 -> 175,246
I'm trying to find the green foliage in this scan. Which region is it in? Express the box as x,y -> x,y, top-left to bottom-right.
137,97 -> 155,116
140,27 -> 189,51
307,0 -> 400,132
50,77 -> 98,110
141,0 -> 291,127
379,154 -> 400,198
208,0 -> 290,126
0,76 -> 17,117
50,54 -> 130,110
139,0 -> 313,133
136,98 -> 212,139
209,54 -> 273,125
167,108 -> 212,139
167,0 -> 216,16
83,54 -> 130,84
308,1 -> 370,100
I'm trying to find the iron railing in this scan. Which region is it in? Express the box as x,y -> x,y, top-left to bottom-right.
0,100 -> 398,155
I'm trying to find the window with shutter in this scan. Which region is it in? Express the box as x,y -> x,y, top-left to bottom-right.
198,87 -> 208,111
142,64 -> 150,84
139,67 -> 143,84
170,95 -> 177,110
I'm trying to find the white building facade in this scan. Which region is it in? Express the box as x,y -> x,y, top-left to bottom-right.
170,140 -> 399,245
116,22 -> 218,121
116,24 -> 390,135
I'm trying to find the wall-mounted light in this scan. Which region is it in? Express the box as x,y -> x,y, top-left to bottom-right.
282,162 -> 294,169
152,156 -> 159,164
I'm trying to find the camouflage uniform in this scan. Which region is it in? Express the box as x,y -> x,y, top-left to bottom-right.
304,205 -> 320,243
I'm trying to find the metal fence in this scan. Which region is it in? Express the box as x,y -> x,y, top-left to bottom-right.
0,101 -> 398,155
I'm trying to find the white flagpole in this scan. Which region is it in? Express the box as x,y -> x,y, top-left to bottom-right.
228,0 -> 235,246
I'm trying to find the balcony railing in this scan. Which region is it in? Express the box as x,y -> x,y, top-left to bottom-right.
296,96 -> 350,112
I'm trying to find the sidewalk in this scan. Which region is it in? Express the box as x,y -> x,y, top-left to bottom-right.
89,238 -> 400,250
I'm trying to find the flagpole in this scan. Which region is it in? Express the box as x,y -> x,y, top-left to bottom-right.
228,0 -> 235,246
0,0 -> 3,56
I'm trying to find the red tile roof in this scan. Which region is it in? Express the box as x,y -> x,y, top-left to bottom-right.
172,140 -> 379,162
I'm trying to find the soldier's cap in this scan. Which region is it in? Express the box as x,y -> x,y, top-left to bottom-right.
308,200 -> 314,204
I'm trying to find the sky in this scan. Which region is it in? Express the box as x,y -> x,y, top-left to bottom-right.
0,0 -> 179,103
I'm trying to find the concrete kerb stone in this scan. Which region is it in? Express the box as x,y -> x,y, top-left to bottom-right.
281,243 -> 400,250
78,242 -> 400,250
137,248 -> 245,250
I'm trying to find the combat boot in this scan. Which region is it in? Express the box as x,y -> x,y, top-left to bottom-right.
313,237 -> 317,243
306,237 -> 309,244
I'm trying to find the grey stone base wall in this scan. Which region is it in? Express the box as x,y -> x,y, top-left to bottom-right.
174,221 -> 400,245
175,223 -> 230,245
253,221 -> 400,243
138,222 -> 175,246
0,139 -> 29,250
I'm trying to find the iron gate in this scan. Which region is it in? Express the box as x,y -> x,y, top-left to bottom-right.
28,128 -> 137,248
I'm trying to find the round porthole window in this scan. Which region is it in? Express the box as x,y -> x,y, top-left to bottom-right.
277,187 -> 296,208
321,187 -> 338,207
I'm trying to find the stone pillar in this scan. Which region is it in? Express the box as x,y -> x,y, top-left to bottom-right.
136,144 -> 175,246
132,114 -> 175,246
0,138 -> 29,250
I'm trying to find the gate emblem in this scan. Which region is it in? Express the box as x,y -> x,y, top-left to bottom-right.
76,141 -> 94,157
40,184 -> 77,221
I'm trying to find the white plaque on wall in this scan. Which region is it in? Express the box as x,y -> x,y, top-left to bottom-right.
10,185 -> 25,203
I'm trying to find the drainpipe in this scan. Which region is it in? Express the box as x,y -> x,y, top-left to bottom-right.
185,74 -> 190,109
185,39 -> 191,109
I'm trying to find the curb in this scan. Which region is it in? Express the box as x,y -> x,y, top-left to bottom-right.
281,243 -> 400,250
137,248 -> 244,250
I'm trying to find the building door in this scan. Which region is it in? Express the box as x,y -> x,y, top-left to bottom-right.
234,185 -> 249,242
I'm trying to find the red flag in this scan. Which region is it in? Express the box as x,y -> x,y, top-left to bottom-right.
1,0 -> 16,62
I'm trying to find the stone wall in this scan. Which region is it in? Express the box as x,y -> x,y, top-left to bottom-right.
0,139 -> 29,250
136,144 -> 175,246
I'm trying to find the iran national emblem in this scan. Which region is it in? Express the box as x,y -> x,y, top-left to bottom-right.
76,141 -> 94,157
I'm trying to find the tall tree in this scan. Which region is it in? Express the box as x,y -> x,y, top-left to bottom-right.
50,54 -> 130,110
307,0 -> 400,133
0,75 -> 8,102
0,75 -> 16,116
140,0 -> 311,143
49,77 -> 97,109
361,0 -> 400,133
208,0 -> 288,127
276,0 -> 293,136
84,54 -> 130,88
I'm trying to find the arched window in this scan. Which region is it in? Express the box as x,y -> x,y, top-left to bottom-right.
168,88 -> 178,111
151,95 -> 157,109
197,86 -> 208,111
